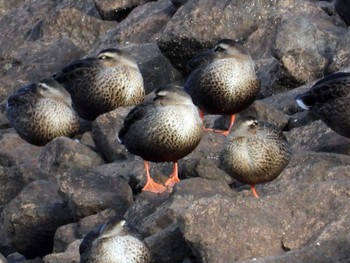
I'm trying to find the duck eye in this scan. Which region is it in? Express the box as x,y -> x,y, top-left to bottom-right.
99,55 -> 107,60
214,45 -> 225,53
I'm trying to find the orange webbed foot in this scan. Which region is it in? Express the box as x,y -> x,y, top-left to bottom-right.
142,178 -> 167,194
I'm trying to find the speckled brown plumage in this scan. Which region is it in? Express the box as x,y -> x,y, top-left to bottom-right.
184,39 -> 260,122
295,72 -> 350,138
220,118 -> 291,197
6,79 -> 79,146
83,217 -> 150,263
118,86 -> 203,192
54,48 -> 145,120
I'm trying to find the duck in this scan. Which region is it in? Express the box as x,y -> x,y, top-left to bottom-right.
220,118 -> 291,198
80,216 -> 151,263
54,48 -> 145,120
295,72 -> 350,138
118,85 -> 203,193
5,79 -> 80,146
184,39 -> 260,136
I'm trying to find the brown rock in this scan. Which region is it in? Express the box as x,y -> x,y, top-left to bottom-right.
42,239 -> 80,263
0,129 -> 42,167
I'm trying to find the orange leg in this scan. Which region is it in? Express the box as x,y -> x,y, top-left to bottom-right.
250,184 -> 260,198
165,161 -> 180,187
142,161 -> 167,193
202,113 -> 236,137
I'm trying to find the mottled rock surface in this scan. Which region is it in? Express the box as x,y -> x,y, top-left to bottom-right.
1,0 -> 350,262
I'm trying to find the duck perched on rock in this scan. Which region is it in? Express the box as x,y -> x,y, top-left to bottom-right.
295,72 -> 350,138
220,118 -> 291,198
54,48 -> 145,120
184,39 -> 260,136
80,216 -> 150,263
6,79 -> 80,146
118,86 -> 203,193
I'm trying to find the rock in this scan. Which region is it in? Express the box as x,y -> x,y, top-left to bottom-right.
0,129 -> 42,167
38,137 -> 105,175
95,0 -> 176,44
57,167 -> 133,219
335,0 -> 350,26
125,178 -> 235,262
5,252 -> 26,263
0,164 -> 49,211
182,181 -> 350,262
158,0 -> 279,71
286,120 -> 350,155
91,107 -> 132,162
53,209 -> 116,253
329,30 -> 350,72
0,180 -> 73,258
94,0 -> 156,21
273,15 -> 343,84
42,240 -> 80,263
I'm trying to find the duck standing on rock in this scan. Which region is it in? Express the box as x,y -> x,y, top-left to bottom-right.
54,48 -> 145,120
80,216 -> 151,263
295,72 -> 350,138
220,118 -> 291,198
184,39 -> 260,136
118,86 -> 204,193
5,79 -> 80,146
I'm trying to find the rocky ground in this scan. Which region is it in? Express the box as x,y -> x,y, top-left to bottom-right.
0,0 -> 349,262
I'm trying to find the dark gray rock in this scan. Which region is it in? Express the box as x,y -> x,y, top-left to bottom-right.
0,180 -> 73,258
0,164 -> 49,211
125,178 -> 235,262
286,120 -> 350,156
94,0 -> 156,21
91,107 -> 132,162
94,0 -> 176,44
335,0 -> 350,26
53,209 -> 116,253
158,0 -> 279,71
0,1 -> 115,101
57,167 -> 133,219
38,137 -> 105,175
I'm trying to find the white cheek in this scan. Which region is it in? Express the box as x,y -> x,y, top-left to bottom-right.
296,98 -> 310,110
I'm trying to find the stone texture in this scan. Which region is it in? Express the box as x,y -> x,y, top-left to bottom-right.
57,168 -> 133,219
52,209 -> 116,253
91,107 -> 132,163
0,129 -> 42,167
94,0 -> 156,21
1,0 -> 350,262
38,137 -> 105,175
42,239 -> 80,263
0,180 -> 73,258
0,165 -> 49,211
